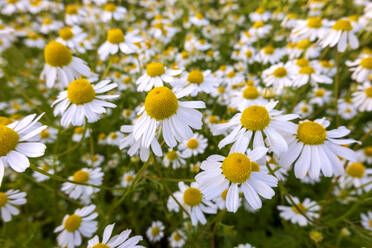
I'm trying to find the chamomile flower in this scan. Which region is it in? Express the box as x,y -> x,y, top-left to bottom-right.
136,62 -> 182,92
179,133 -> 207,158
38,127 -> 58,144
53,78 -> 118,127
41,41 -> 93,88
318,19 -> 359,52
132,86 -> 205,149
82,154 -> 105,167
346,56 -> 372,83
359,146 -> 372,164
361,211 -> 372,231
352,82 -> 372,111
279,119 -> 358,179
294,101 -> 313,117
196,147 -> 278,212
292,17 -> 325,41
61,168 -> 103,203
214,101 -> 297,156
98,28 -> 141,60
101,2 -> 127,22
87,223 -> 144,248
190,13 -> 209,26
146,221 -> 165,242
121,171 -> 135,187
0,113 -> 47,185
171,182 -> 217,225
169,230 -> 186,248
262,63 -> 293,91
64,4 -> 85,25
257,46 -> 285,64
164,149 -> 185,169
341,162 -> 372,191
249,21 -> 272,38
278,196 -> 319,226
106,131 -> 123,146
292,64 -> 332,87
175,69 -> 217,97
0,189 -> 26,222
338,99 -> 357,120
309,87 -> 331,106
54,205 -> 98,248
56,26 -> 86,51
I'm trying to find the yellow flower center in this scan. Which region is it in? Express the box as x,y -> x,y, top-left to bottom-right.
67,79 -> 96,105
72,170 -> 90,183
181,51 -> 189,59
146,62 -> 165,77
40,129 -> 50,139
0,126 -> 19,156
297,121 -> 326,145
299,66 -> 315,75
243,86 -> 259,100
145,87 -> 178,120
64,214 -> 82,232
0,192 -> 8,207
369,220 -> 372,228
151,227 -> 160,236
187,138 -> 199,149
104,3 -> 116,12
251,161 -> 260,172
253,21 -> 264,28
363,146 -> 372,157
110,133 -> 118,139
7,0 -> 19,4
245,50 -> 253,57
66,5 -> 78,15
307,17 -> 322,28
209,116 -> 218,123
74,126 -> 84,134
297,39 -> 311,50
92,243 -> 110,248
240,105 -> 270,131
263,46 -> 275,55
195,13 -> 203,20
320,60 -> 332,68
221,189 -> 228,201
292,203 -> 307,214
346,162 -> 365,178
59,27 -> 74,41
107,28 -> 125,44
0,117 -> 12,126
183,187 -> 202,206
187,70 -> 204,84
218,87 -> 225,93
43,18 -> 52,25
296,58 -> 309,67
125,175 -> 133,182
222,153 -> 252,183
365,87 -> 372,98
44,41 -> 72,67
332,20 -> 352,31
315,89 -> 325,97
166,150 -> 178,160
273,67 -> 287,78
30,0 -> 41,6
301,106 -> 309,113
227,71 -> 236,78
173,233 -> 182,241
360,57 -> 372,70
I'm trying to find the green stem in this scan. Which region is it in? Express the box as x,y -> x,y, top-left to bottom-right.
55,124 -> 87,157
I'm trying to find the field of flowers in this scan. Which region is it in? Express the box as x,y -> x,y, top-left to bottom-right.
0,0 -> 372,247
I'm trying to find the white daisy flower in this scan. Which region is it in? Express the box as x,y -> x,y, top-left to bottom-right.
292,17 -> 325,41
146,221 -> 165,242
82,154 -> 105,167
338,99 -> 357,120
256,46 -> 285,64
174,69 -> 217,97
190,13 -> 209,26
0,113 -> 47,185
101,3 -> 127,22
262,63 -> 293,91
64,4 -> 86,26
56,26 -> 86,51
106,131 -> 123,146
346,55 -> 372,82
98,28 -> 141,60
0,189 -> 26,222
291,64 -> 332,87
341,162 -> 372,192
72,126 -> 90,142
164,150 -> 185,169
132,86 -> 205,149
136,62 -> 182,92
61,168 -> 103,203
309,87 -> 331,106
53,78 -> 118,127
318,19 -> 359,52
196,147 -> 278,212
214,101 -> 298,156
294,101 -> 313,118
277,196 -> 319,226
40,41 -> 93,88
54,205 -> 98,248
179,133 -> 207,158
352,82 -> 372,112
361,211 -> 372,231
229,84 -> 264,109
121,171 -> 135,188
87,223 -> 144,248
359,146 -> 372,164
169,230 -> 186,248
170,182 -> 217,226
279,119 -> 358,179
249,21 -> 272,38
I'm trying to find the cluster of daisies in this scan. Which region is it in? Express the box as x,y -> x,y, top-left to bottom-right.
1,0 -> 372,247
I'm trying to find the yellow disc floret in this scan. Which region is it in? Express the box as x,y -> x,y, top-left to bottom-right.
104,3 -> 116,12
273,67 -> 287,78
44,41 -> 72,67
107,28 -> 125,44
0,117 -> 12,126
243,86 -> 259,100
67,79 -> 96,105
151,227 -> 160,236
166,150 -> 178,160
297,121 -> 326,145
346,162 -> 365,178
183,187 -> 202,206
332,20 -> 352,31
240,105 -> 270,131
146,62 -> 165,77
92,243 -> 110,248
292,203 -> 307,214
145,87 -> 178,120
222,153 -> 252,183
299,66 -> 315,75
0,126 -> 19,156
307,17 -> 322,28
59,27 -> 74,41
72,170 -> 90,183
0,192 -> 8,207
64,214 -> 82,232
365,87 -> 372,98
296,58 -> 309,67
263,46 -> 274,55
187,70 -> 204,84
187,138 -> 199,149
253,21 -> 264,28
363,146 -> 372,157
360,57 -> 372,70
